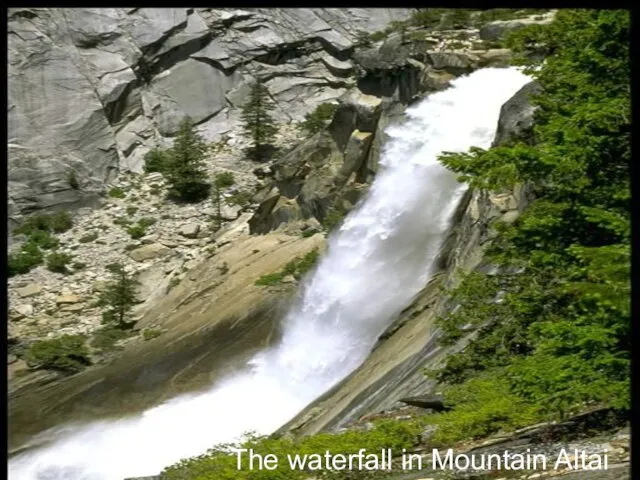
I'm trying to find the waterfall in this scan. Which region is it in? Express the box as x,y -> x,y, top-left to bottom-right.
9,67 -> 531,480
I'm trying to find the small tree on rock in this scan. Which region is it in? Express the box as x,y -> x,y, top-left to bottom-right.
240,80 -> 278,161
212,172 -> 236,231
165,117 -> 211,202
97,263 -> 140,330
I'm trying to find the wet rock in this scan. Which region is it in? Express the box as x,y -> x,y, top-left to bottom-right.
15,284 -> 42,298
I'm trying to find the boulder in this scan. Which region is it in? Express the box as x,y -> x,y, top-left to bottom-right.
492,80 -> 542,147
129,243 -> 172,262
178,223 -> 201,239
13,304 -> 34,317
329,89 -> 382,151
55,295 -> 81,305
427,51 -> 478,75
398,395 -> 451,412
15,284 -> 42,298
340,130 -> 373,184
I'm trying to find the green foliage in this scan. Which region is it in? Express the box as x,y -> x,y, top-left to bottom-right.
255,249 -> 320,286
79,232 -> 99,243
108,187 -> 126,199
8,242 -> 44,277
91,326 -> 133,352
73,262 -> 87,270
214,172 -> 235,189
67,170 -> 79,190
241,80 -> 278,161
143,148 -> 169,174
162,417 -> 423,479
322,204 -> 350,232
227,190 -> 253,207
25,335 -> 91,373
46,251 -> 73,274
126,206 -> 138,216
298,103 -> 338,135
164,118 -> 211,202
14,211 -> 73,236
142,328 -> 163,341
96,264 -> 140,330
28,230 -> 59,249
113,216 -> 131,227
127,224 -> 147,240
138,217 -> 157,228
433,9 -> 630,431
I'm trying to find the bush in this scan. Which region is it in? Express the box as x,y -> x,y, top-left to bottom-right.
142,328 -> 163,341
126,206 -> 138,216
214,172 -> 235,189
298,103 -> 338,135
108,187 -> 126,199
127,224 -> 147,239
79,232 -> 99,243
25,335 -> 91,373
14,211 -> 73,236
67,170 -> 79,190
46,251 -> 73,274
73,262 -> 87,270
227,190 -> 253,206
138,217 -> 157,228
255,248 -> 320,286
28,230 -> 59,249
8,243 -> 44,277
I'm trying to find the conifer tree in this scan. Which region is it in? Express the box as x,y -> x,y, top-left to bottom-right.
240,80 -> 278,161
97,264 -> 140,330
165,117 -> 211,202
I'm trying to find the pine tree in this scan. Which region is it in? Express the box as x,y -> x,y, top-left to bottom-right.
165,117 -> 211,202
240,80 -> 278,161
97,264 -> 140,330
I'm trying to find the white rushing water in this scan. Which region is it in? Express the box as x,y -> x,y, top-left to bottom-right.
9,67 -> 530,480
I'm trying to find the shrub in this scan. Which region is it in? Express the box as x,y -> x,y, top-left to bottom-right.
113,216 -> 131,227
126,206 -> 138,216
28,230 -> 59,249
8,242 -> 44,277
298,103 -> 338,135
227,190 -> 253,206
138,217 -> 157,228
14,211 -> 73,236
46,251 -> 73,274
214,172 -> 235,189
73,262 -> 87,270
67,170 -> 79,190
127,224 -> 147,239
79,232 -> 99,243
25,335 -> 91,373
108,187 -> 126,199
142,328 -> 162,341
255,248 -> 320,286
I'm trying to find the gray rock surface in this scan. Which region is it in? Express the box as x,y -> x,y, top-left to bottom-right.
492,80 -> 542,146
8,8 -> 415,220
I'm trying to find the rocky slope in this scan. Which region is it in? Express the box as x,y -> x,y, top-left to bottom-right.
8,7 -> 416,222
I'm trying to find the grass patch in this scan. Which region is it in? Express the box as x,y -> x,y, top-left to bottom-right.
255,248 -> 320,286
108,187 -> 126,199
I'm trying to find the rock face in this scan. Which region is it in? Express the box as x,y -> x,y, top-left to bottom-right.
492,80 -> 542,146
7,8 -> 415,221
479,11 -> 556,41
